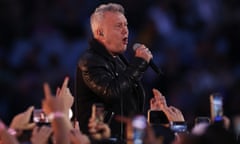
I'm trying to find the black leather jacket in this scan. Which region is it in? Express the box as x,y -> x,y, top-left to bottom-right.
75,39 -> 149,139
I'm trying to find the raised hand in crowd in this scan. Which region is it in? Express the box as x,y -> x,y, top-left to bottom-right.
162,106 -> 185,122
55,76 -> 74,117
88,117 -> 111,141
42,81 -> 71,144
0,120 -> 19,144
42,77 -> 91,144
30,126 -> 53,144
150,88 -> 167,110
9,106 -> 36,133
88,104 -> 111,141
42,77 -> 73,128
150,88 -> 185,122
69,121 -> 90,144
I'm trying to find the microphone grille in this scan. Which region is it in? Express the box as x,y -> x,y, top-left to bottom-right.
133,43 -> 141,51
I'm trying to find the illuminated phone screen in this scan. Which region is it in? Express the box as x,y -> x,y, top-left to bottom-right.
92,103 -> 105,123
170,121 -> 188,133
210,93 -> 223,122
132,115 -> 147,144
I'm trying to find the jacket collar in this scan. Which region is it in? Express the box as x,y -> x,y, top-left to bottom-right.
89,38 -> 129,65
89,38 -> 115,61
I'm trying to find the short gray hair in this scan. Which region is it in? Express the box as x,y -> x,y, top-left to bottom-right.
90,3 -> 125,36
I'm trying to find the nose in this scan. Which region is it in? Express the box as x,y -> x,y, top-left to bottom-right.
122,26 -> 128,35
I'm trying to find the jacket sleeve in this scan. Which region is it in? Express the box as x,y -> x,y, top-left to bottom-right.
78,54 -> 148,101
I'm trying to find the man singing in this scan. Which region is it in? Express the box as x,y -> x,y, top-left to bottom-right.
75,3 -> 152,141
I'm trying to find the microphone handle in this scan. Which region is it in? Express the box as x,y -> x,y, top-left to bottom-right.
149,60 -> 163,75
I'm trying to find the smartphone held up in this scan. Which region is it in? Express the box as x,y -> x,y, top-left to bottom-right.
91,103 -> 105,123
210,93 -> 224,122
147,110 -> 169,125
132,115 -> 147,144
32,109 -> 51,126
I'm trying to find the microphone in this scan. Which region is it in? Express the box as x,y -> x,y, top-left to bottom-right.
133,43 -> 163,75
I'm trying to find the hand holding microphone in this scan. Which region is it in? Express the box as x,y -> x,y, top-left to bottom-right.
133,43 -> 163,75
133,43 -> 153,63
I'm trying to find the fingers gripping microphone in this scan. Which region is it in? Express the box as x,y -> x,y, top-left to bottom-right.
133,43 -> 163,75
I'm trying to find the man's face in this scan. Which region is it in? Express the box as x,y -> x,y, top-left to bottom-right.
100,11 -> 128,56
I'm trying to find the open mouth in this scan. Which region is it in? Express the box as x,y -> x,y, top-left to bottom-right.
123,37 -> 128,45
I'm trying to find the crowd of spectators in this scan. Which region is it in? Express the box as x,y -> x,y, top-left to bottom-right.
0,78 -> 239,144
1,0 -> 240,129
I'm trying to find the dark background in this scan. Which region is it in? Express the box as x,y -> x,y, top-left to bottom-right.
1,0 -> 240,128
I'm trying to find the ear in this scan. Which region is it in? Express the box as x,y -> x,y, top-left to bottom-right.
97,29 -> 104,37
99,31 -> 104,36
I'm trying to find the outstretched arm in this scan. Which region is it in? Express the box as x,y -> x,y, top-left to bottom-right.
42,82 -> 71,144
0,120 -> 20,144
10,106 -> 36,131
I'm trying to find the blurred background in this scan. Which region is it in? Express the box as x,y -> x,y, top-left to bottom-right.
1,0 -> 240,128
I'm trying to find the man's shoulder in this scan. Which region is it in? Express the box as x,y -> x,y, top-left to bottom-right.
78,50 -> 110,67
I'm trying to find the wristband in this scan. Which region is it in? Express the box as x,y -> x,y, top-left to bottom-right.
7,128 -> 17,136
47,112 -> 65,121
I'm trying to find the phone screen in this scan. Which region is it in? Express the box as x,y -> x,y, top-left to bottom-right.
148,110 -> 169,125
32,109 -> 51,126
91,103 -> 105,123
132,115 -> 147,144
170,121 -> 188,133
210,93 -> 223,122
